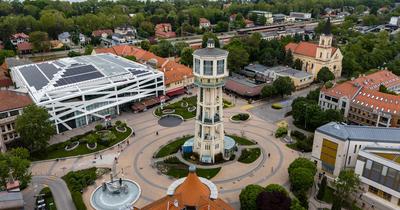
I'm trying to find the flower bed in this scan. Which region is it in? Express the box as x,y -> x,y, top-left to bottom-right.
231,113 -> 250,122
162,109 -> 175,114
86,142 -> 97,150
187,106 -> 196,112
156,157 -> 221,179
238,148 -> 261,164
155,96 -> 197,119
31,126 -> 131,161
65,141 -> 79,151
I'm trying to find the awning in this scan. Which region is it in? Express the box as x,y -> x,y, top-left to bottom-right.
131,95 -> 170,112
166,87 -> 185,97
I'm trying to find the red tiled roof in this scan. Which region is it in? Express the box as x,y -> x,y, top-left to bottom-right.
92,29 -> 113,37
0,90 -> 32,112
351,70 -> 400,91
353,88 -> 400,115
155,23 -> 176,38
225,78 -> 265,97
285,41 -> 337,58
11,33 -> 29,39
94,45 -> 193,85
17,42 -> 32,51
321,82 -> 360,99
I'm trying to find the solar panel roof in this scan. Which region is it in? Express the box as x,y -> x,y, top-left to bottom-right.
19,65 -> 49,90
37,63 -> 59,80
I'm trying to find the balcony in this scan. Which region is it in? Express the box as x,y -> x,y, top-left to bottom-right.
194,79 -> 225,88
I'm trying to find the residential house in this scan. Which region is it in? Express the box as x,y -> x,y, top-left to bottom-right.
49,40 -> 64,50
224,74 -> 266,97
58,32 -> 71,44
289,12 -> 312,21
113,26 -> 137,44
93,45 -> 193,96
285,19 -> 342,79
10,33 -> 29,46
16,42 -> 32,54
92,29 -> 113,38
199,18 -> 211,29
0,90 -> 32,152
389,17 -> 400,27
244,19 -> 255,28
249,10 -> 273,24
155,23 -> 176,39
111,33 -> 127,45
139,166 -> 234,210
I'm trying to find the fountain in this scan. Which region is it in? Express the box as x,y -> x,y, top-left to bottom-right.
90,160 -> 141,210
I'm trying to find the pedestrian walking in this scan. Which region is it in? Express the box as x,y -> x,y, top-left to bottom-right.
156,131 -> 159,135
133,131 -> 135,136
100,155 -> 103,159
268,153 -> 270,158
271,166 -> 274,172
127,140 -> 130,145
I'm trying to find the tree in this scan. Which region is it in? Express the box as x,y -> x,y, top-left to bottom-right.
124,56 -> 136,61
290,197 -> 307,210
379,84 -> 397,95
226,44 -> 249,73
331,170 -> 360,210
180,47 -> 194,67
256,191 -> 291,210
284,49 -> 294,66
261,85 -> 276,98
15,104 -> 55,152
288,158 -> 317,176
273,77 -> 295,98
140,40 -> 151,51
29,31 -> 50,52
316,176 -> 327,200
239,184 -> 265,210
317,67 -> 335,83
202,32 -> 220,48
265,184 -> 288,195
289,168 -> 314,193
0,50 -> 15,64
84,45 -> 93,55
138,21 -> 154,38
0,148 -> 31,188
174,42 -> 189,56
156,40 -> 174,57
214,21 -> 229,33
292,59 -> 302,70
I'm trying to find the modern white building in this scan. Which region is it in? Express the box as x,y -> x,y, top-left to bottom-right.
192,40 -> 230,163
312,122 -> 400,177
355,147 -> 400,210
11,53 -> 164,133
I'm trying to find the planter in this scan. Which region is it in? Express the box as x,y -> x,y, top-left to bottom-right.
65,141 -> 80,151
86,142 -> 97,150
116,126 -> 127,133
162,109 -> 175,114
181,101 -> 188,107
187,106 -> 196,112
229,113 -> 251,123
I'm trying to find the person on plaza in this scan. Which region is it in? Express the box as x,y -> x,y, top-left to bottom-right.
156,131 -> 159,135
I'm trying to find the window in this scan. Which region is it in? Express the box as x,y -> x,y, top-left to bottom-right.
9,110 -> 19,116
0,112 -> 7,119
217,60 -> 224,74
354,145 -> 357,153
204,60 -> 213,75
320,52 -> 323,58
195,59 -> 200,73
215,144 -> 219,149
348,156 -> 351,165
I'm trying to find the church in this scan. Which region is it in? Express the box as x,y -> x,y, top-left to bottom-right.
285,19 -> 343,79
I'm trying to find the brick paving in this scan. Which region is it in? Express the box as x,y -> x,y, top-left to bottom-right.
29,98 -> 300,209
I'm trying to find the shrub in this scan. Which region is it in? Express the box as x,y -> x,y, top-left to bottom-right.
239,185 -> 265,210
232,113 -> 250,121
325,81 -> 334,88
271,103 -> 283,109
95,124 -> 103,131
291,130 -> 306,140
288,158 -> 317,176
115,120 -> 122,127
275,127 -> 288,138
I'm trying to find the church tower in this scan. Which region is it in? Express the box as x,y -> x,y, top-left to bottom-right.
316,18 -> 333,62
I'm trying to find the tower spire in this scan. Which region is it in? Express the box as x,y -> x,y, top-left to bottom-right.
323,18 -> 332,35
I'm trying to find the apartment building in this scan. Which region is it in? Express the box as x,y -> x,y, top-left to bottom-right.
0,90 -> 32,152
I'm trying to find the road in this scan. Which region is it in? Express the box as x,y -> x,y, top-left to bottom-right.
23,176 -> 76,210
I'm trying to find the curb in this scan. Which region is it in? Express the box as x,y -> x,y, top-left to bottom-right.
32,126 -> 133,164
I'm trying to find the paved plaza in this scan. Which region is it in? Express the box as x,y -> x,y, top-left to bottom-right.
28,98 -> 300,209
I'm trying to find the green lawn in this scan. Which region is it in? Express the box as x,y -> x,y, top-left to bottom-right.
155,96 -> 197,119
38,187 -> 57,210
238,148 -> 261,164
31,126 -> 131,161
155,135 -> 193,158
162,157 -> 220,179
227,135 -> 256,145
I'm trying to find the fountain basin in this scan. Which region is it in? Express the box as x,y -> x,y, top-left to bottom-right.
90,179 -> 141,210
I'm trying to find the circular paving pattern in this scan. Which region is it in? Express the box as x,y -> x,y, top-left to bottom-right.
158,115 -> 183,127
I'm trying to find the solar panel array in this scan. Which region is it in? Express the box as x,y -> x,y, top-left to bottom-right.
128,69 -> 148,75
53,61 -> 65,67
19,65 -> 49,90
37,63 -> 59,80
54,65 -> 104,87
98,54 -> 136,68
